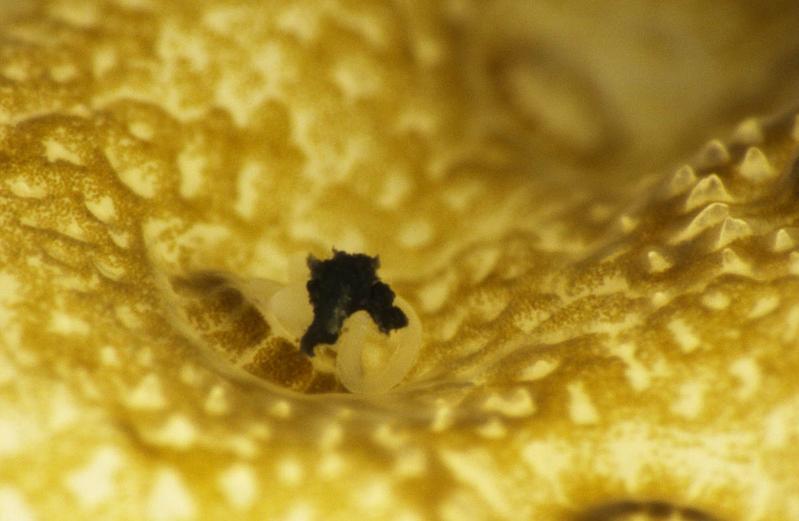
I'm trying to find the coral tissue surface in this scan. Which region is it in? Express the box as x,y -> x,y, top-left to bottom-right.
1,1 -> 799,520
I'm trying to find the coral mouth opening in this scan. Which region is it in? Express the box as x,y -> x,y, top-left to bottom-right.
300,250 -> 409,356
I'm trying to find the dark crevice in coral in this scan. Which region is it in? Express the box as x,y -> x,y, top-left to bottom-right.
300,250 -> 408,356
569,501 -> 723,521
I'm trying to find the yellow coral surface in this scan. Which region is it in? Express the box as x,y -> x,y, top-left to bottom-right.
2,1 -> 799,520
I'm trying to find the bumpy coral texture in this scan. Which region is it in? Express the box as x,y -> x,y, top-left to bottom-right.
2,1 -> 799,520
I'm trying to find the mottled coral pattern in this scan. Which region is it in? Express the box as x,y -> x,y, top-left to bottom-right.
1,1 -> 799,520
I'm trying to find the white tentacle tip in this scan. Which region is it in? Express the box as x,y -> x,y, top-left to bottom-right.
335,296 -> 423,394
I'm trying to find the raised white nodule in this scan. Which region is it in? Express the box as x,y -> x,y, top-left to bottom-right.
335,297 -> 422,394
237,275 -> 422,394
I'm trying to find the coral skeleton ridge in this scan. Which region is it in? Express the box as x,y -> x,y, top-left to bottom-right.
1,1 -> 799,520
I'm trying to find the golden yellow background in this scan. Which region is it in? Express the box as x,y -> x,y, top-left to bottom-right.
1,1 -> 799,520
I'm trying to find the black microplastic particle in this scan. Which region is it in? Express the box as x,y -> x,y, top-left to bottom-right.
300,250 -> 408,356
